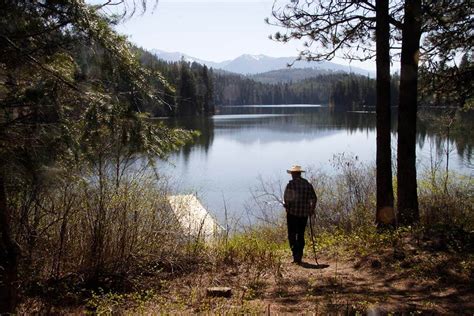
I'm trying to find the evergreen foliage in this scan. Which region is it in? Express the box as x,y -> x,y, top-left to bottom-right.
135,49 -> 215,117
0,1 -> 193,312
213,72 -> 391,109
419,52 -> 474,108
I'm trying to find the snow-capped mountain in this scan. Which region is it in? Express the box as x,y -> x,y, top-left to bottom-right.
150,49 -> 228,69
151,49 -> 373,77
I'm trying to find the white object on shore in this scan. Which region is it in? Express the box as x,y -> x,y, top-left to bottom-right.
168,194 -> 222,241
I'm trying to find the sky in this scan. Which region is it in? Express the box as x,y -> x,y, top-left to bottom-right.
95,0 -> 376,71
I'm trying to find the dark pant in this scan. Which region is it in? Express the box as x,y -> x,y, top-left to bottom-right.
286,214 -> 308,262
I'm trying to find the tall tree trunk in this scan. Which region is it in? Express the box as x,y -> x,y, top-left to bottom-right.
397,0 -> 422,225
0,175 -> 19,313
375,0 -> 395,227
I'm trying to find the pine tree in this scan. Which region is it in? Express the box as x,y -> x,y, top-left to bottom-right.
177,61 -> 198,116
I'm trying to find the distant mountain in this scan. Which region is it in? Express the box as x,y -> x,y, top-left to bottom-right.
250,68 -> 340,84
150,49 -> 227,69
151,49 -> 374,78
222,54 -> 372,77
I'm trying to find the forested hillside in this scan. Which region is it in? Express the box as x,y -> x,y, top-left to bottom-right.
132,51 -> 381,112
249,68 -> 342,84
129,48 -> 473,115
145,51 -> 472,112
213,71 -> 399,110
136,49 -> 214,117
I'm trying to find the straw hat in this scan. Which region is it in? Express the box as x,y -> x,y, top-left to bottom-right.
287,165 -> 305,173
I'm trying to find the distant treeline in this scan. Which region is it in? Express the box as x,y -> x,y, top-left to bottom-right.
132,50 -> 396,114
135,49 -> 215,117
124,49 -> 472,116
74,46 -> 215,117
213,71 -> 400,110
120,49 -> 389,114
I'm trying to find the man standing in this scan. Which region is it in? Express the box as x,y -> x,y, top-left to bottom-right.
284,165 -> 317,264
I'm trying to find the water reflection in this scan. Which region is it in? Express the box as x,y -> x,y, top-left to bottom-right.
166,117 -> 215,162
167,108 -> 473,166
160,106 -> 473,223
416,111 -> 474,165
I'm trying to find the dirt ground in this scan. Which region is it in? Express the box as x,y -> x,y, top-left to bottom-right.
258,255 -> 473,314
19,252 -> 474,314
145,251 -> 474,315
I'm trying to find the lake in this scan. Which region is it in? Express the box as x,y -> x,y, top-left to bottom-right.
158,105 -> 473,225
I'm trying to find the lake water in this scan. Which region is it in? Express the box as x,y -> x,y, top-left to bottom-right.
158,105 -> 473,224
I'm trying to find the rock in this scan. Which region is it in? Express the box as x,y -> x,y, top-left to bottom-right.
206,287 -> 232,298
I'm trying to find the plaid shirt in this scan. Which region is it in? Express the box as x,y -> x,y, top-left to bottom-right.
284,177 -> 317,217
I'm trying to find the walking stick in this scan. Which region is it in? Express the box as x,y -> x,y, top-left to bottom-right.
309,215 -> 319,266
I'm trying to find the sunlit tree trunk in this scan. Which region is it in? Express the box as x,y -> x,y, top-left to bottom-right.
397,0 -> 422,225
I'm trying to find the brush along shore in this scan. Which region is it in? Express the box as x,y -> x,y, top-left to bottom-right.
12,157 -> 474,314
19,224 -> 474,314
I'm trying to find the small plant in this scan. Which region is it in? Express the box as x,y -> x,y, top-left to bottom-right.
86,290 -> 125,314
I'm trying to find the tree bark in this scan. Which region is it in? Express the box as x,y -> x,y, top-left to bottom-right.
0,175 -> 19,313
397,0 -> 422,225
375,0 -> 395,227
